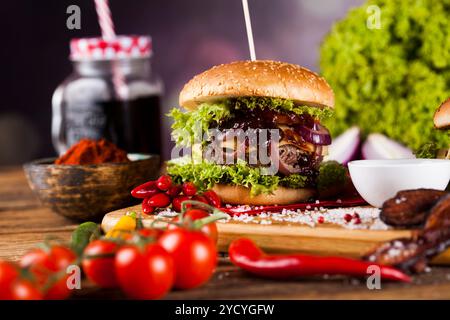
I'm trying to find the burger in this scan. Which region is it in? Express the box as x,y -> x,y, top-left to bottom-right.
433,98 -> 450,159
168,60 -> 345,205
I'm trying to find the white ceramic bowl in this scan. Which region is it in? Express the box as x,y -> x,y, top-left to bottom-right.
348,159 -> 450,208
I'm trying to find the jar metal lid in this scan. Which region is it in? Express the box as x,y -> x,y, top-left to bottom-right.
70,35 -> 152,61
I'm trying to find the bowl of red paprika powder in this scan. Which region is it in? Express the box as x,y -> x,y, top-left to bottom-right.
23,139 -> 160,221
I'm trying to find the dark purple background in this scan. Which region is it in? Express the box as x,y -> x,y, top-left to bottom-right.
0,0 -> 363,165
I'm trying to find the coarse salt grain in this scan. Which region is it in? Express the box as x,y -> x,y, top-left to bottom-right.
151,205 -> 387,231
388,248 -> 402,257
157,209 -> 178,217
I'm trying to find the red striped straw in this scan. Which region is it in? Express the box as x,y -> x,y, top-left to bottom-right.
94,0 -> 116,40
94,0 -> 127,99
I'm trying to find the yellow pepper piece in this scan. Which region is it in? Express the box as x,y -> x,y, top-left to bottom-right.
105,212 -> 137,238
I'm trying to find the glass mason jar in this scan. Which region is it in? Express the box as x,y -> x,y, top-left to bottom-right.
52,36 -> 163,155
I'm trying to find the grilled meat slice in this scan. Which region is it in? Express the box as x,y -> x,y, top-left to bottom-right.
364,228 -> 450,273
425,193 -> 450,230
380,189 -> 447,227
278,144 -> 315,175
365,192 -> 450,273
364,237 -> 423,272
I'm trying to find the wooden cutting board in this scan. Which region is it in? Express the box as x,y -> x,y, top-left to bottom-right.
101,205 -> 450,265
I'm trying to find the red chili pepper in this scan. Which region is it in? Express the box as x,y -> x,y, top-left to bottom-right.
228,238 -> 411,283
142,198 -> 155,214
191,195 -> 209,205
166,185 -> 182,198
131,181 -> 160,199
147,193 -> 171,208
156,175 -> 172,191
203,190 -> 222,208
172,195 -> 191,212
221,196 -> 367,216
182,182 -> 197,196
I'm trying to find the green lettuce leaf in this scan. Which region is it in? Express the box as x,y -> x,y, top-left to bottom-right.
233,97 -> 333,120
280,173 -> 309,189
414,143 -> 439,159
167,160 -> 310,196
168,158 -> 349,197
168,97 -> 333,147
168,101 -> 231,146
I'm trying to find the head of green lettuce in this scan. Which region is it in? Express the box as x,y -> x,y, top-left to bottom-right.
320,0 -> 450,153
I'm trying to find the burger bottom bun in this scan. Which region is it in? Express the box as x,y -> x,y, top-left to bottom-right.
212,184 -> 316,206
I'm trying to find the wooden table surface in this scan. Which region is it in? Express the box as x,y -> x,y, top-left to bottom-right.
2,166 -> 450,300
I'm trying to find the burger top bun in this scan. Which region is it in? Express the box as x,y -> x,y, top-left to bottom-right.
434,98 -> 450,129
179,60 -> 335,111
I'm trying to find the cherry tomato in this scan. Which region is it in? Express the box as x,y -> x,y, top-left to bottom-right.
158,229 -> 217,290
182,182 -> 197,196
20,245 -> 76,300
82,240 -> 119,288
156,175 -> 172,191
137,228 -> 163,239
115,244 -> 174,299
170,209 -> 218,243
10,280 -> 42,300
186,209 -> 218,244
0,261 -> 19,299
121,228 -> 163,242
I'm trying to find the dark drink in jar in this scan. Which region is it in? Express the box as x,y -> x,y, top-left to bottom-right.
52,36 -> 163,156
100,95 -> 161,154
58,95 -> 161,155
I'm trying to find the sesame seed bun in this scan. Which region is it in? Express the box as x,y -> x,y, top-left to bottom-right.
179,60 -> 335,111
212,183 -> 315,205
434,98 -> 450,129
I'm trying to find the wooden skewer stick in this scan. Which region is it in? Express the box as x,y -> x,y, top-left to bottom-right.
242,0 -> 256,61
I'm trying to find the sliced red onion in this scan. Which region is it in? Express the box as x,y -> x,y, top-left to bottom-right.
296,122 -> 332,146
362,133 -> 415,159
315,145 -> 323,156
324,126 -> 360,165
